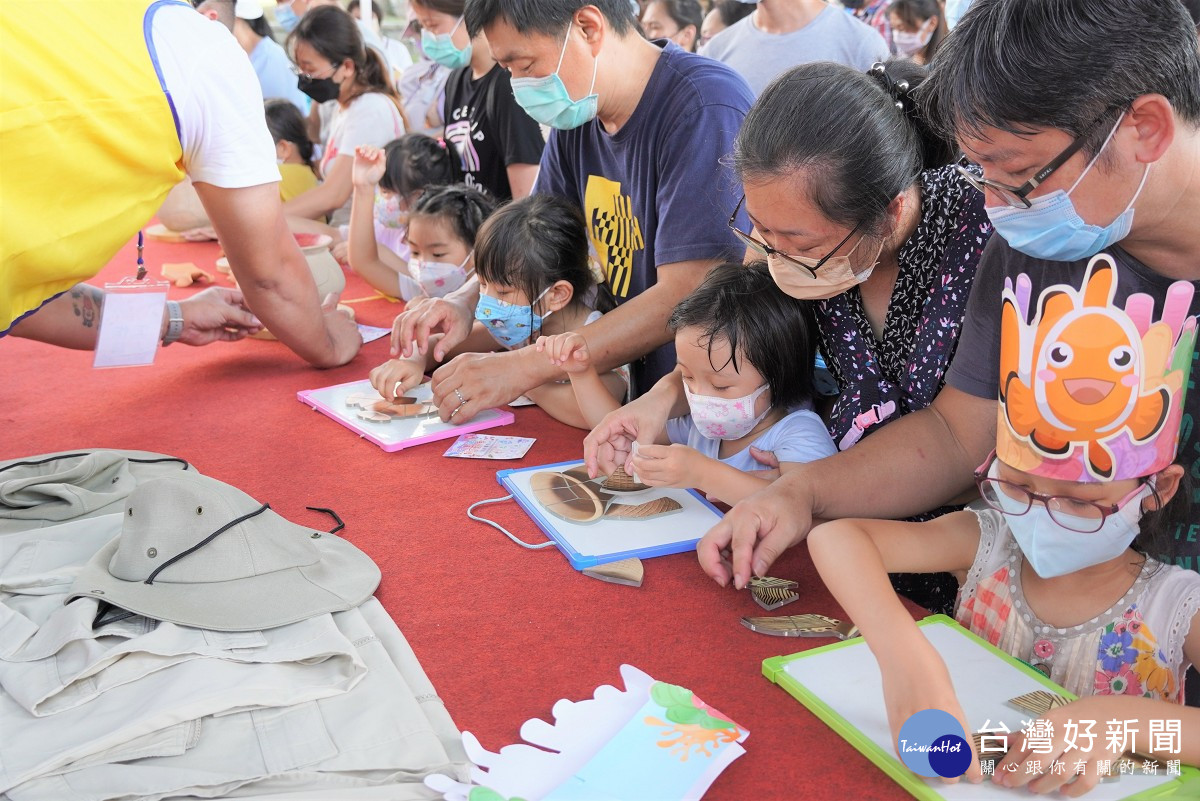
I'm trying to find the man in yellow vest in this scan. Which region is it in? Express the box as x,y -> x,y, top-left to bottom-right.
0,0 -> 361,366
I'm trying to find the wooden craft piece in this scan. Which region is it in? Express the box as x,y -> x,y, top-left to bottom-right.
581,557 -> 644,587
747,576 -> 800,610
603,496 -> 683,519
144,223 -> 188,243
740,613 -> 860,640
562,465 -> 651,494
529,471 -> 604,524
344,392 -> 436,421
1007,689 -> 1071,717
161,262 -> 213,288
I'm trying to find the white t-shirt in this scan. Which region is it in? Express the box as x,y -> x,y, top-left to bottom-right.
149,3 -> 279,189
666,407 -> 836,470
319,93 -> 406,224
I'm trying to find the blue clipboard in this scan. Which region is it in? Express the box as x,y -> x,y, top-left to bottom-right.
494,460 -> 724,570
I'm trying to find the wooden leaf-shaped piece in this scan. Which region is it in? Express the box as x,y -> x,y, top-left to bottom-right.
747,576 -> 799,611
529,471 -> 604,524
581,557 -> 644,587
603,496 -> 683,520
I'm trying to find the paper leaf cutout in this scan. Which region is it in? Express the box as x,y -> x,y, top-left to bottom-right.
424,665 -> 747,801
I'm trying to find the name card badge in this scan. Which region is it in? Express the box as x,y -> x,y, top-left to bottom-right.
93,278 -> 170,369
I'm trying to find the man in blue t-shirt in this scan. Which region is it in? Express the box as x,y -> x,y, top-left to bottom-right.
391,0 -> 753,417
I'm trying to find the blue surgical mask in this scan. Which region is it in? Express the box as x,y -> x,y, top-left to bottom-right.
992,465 -> 1154,579
510,25 -> 598,130
421,18 -> 472,69
275,1 -> 300,32
985,113 -> 1151,262
475,287 -> 553,349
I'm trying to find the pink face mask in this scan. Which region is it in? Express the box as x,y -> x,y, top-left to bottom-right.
683,382 -> 771,441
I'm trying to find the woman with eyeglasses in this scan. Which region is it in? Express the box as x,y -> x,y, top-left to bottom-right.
283,5 -> 408,226
584,59 -> 991,612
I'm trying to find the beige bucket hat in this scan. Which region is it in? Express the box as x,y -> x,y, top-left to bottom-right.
67,472 -> 380,631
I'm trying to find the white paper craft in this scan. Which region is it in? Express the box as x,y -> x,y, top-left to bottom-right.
774,618 -> 1183,800
297,379 -> 514,452
425,664 -> 748,801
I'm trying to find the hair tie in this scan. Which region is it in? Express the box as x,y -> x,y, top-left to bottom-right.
867,62 -> 912,113
436,137 -> 448,150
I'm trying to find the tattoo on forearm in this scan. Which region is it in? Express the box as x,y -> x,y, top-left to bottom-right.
70,285 -> 101,328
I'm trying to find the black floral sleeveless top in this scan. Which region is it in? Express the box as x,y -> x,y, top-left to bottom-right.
817,164 -> 992,451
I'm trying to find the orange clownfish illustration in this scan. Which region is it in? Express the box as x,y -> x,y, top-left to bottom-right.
999,261 -> 1170,480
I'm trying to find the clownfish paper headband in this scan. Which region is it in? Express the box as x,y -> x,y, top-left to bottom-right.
996,253 -> 1196,483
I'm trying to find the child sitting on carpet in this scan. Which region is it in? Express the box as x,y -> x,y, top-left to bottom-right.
345,136 -> 455,299
369,194 -> 627,428
265,100 -> 319,204
807,259 -> 1199,793
539,261 -> 836,504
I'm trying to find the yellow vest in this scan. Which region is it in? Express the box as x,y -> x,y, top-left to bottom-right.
0,0 -> 186,332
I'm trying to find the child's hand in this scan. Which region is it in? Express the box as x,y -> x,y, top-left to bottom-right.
369,357 -> 425,400
331,240 -> 349,266
992,696 -> 1122,795
630,443 -> 702,489
352,145 -> 387,188
881,657 -> 982,786
535,332 -> 595,374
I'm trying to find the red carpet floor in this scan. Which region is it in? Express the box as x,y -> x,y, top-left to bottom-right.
1,231 -> 924,800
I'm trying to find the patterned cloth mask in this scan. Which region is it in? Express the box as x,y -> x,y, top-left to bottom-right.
475,287 -> 552,349
683,382 -> 771,441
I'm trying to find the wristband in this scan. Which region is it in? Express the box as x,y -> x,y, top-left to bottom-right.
162,300 -> 184,346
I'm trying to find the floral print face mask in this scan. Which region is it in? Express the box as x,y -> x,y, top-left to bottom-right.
682,382 -> 771,441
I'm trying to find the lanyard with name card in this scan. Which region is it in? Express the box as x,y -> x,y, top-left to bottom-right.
93,231 -> 171,369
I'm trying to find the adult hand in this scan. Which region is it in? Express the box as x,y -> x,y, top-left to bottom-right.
696,473 -> 814,588
320,292 -> 362,367
352,145 -> 387,188
582,390 -> 674,479
748,446 -> 781,480
330,240 -> 349,266
175,287 -> 262,345
429,351 -> 527,422
389,295 -> 473,360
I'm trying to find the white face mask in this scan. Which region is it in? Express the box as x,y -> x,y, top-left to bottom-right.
990,462 -> 1154,579
891,22 -> 933,56
408,251 -> 473,298
683,382 -> 771,441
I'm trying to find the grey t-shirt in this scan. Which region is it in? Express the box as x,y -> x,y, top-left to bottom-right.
700,4 -> 889,96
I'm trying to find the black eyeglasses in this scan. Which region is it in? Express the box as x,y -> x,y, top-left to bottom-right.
955,107 -> 1119,209
727,195 -> 861,277
973,451 -> 1147,534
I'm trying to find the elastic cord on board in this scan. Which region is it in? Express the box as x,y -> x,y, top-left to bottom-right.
466,495 -> 555,550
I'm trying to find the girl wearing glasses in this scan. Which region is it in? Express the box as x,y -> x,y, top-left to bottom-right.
808,259 -> 1198,793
